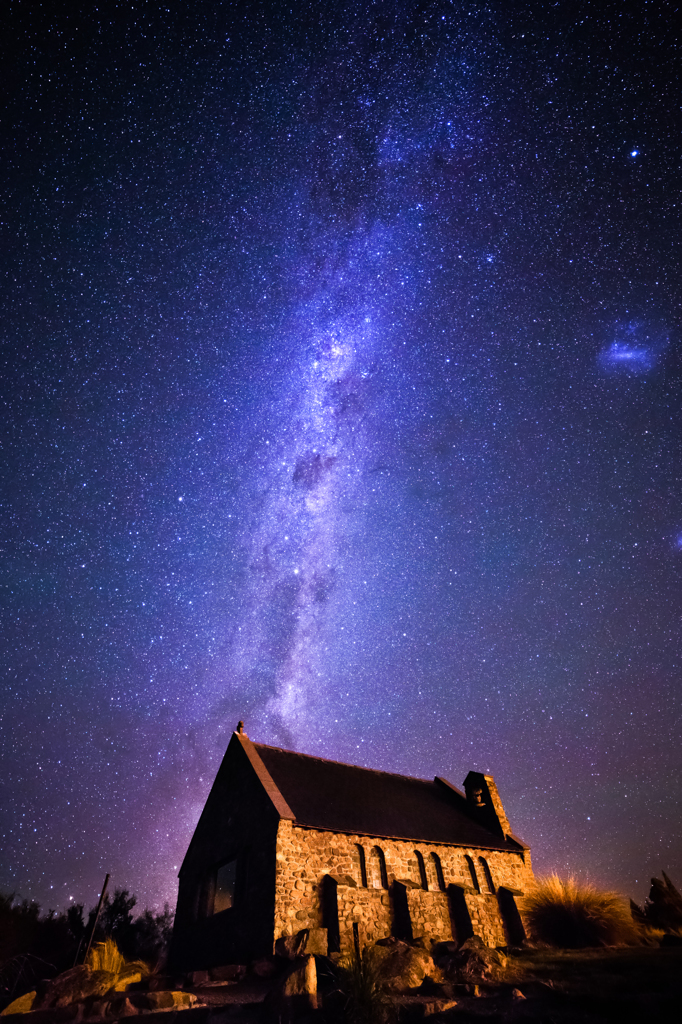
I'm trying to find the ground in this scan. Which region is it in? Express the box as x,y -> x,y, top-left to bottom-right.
2,945 -> 681,1022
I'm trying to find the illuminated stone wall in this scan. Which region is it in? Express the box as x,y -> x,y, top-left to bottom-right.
274,820 -> 533,951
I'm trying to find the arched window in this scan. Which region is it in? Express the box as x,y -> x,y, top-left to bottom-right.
369,846 -> 388,889
465,854 -> 480,892
213,859 -> 237,914
413,850 -> 428,889
429,852 -> 446,891
354,844 -> 368,888
479,857 -> 495,894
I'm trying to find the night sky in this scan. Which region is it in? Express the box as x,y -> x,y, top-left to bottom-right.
2,0 -> 681,915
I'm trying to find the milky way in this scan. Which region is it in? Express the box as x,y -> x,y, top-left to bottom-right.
1,0 -> 681,912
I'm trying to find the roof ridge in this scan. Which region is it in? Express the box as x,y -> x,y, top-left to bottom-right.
253,741 -> 435,785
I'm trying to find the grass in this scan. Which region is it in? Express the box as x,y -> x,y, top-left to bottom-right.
336,946 -> 393,1024
85,937 -> 149,980
502,943 -> 682,1017
521,874 -> 638,949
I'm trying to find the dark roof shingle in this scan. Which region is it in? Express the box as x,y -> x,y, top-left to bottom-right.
254,743 -> 511,851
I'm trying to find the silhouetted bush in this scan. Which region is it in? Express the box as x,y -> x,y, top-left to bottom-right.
631,872 -> 682,934
0,891 -> 174,1010
128,905 -> 175,966
0,894 -> 78,1008
521,875 -> 637,948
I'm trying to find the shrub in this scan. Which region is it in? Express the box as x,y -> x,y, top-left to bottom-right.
637,872 -> 682,932
521,875 -> 637,948
336,946 -> 393,1024
85,937 -> 149,979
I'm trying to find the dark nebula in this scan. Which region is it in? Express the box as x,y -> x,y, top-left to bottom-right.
1,0 -> 681,912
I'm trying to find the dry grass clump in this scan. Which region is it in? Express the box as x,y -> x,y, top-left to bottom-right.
522,875 -> 638,949
85,937 -> 149,979
336,946 -> 393,1024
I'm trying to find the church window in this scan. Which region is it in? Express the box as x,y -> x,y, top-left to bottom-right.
429,852 -> 446,891
479,857 -> 495,893
213,859 -> 237,914
465,855 -> 480,892
369,846 -> 388,889
354,844 -> 368,887
414,850 -> 428,889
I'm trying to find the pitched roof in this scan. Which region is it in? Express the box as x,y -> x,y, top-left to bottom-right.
251,740 -> 514,852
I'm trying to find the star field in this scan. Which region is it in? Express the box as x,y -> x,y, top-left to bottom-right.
1,0 -> 681,912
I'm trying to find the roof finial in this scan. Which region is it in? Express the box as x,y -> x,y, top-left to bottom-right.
236,720 -> 245,734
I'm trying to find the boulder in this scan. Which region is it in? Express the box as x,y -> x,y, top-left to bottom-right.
144,991 -> 175,1010
263,955 -> 317,1023
0,990 -> 36,1015
35,967 -> 118,1009
416,976 -> 454,998
144,991 -> 196,1010
275,928 -> 328,959
395,994 -> 458,1019
436,936 -> 507,982
372,938 -> 442,992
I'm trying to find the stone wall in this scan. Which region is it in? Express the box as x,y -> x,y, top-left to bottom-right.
405,889 -> 454,943
335,884 -> 393,952
274,821 -> 533,951
463,891 -> 506,947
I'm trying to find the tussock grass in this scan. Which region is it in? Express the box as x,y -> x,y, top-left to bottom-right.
336,946 -> 393,1024
522,875 -> 638,949
85,937 -> 149,978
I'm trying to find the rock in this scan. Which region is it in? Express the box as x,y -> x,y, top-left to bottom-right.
275,928 -> 328,959
304,929 -> 328,956
210,964 -> 246,982
263,955 -> 317,1023
511,988 -> 526,1000
416,977 -> 453,998
143,991 -> 196,1010
34,967 -> 86,1009
437,936 -> 507,983
371,939 -> 442,992
145,991 -> 174,1010
111,996 -> 138,1016
395,995 -> 458,1020
0,990 -> 36,1015
35,967 -> 119,1009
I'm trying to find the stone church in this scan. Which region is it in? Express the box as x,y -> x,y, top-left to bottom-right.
170,725 -> 534,971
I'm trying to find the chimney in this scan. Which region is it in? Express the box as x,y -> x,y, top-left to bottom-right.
464,771 -> 511,839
